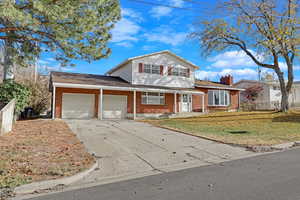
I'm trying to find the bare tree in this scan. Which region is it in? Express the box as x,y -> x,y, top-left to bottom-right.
191,0 -> 299,112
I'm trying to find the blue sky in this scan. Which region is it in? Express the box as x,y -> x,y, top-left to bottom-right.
38,0 -> 300,83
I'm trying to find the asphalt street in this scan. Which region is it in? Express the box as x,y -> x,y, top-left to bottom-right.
27,147 -> 300,200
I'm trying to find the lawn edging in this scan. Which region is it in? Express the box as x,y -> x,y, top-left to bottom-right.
14,160 -> 99,195
149,122 -> 300,153
148,123 -> 248,148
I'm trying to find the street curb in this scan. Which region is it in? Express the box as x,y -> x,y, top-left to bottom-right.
14,160 -> 99,195
271,142 -> 295,151
249,141 -> 300,152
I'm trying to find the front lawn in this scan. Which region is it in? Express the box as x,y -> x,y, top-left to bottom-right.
0,120 -> 95,189
146,111 -> 300,147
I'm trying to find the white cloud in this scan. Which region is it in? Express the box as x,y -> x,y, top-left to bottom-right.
171,0 -> 184,7
150,0 -> 184,18
116,41 -> 133,48
150,6 -> 172,18
111,8 -> 143,46
208,50 -> 264,68
279,62 -> 300,71
111,18 -> 141,42
195,68 -> 259,82
46,58 -> 56,62
142,45 -> 156,51
144,26 -> 187,46
38,64 -> 74,74
121,8 -> 143,22
38,60 -> 49,65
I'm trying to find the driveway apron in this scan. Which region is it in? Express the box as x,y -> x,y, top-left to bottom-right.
65,120 -> 256,186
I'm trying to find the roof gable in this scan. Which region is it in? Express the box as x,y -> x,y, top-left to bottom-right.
106,50 -> 199,75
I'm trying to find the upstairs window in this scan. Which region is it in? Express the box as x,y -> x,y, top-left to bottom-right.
168,67 -> 190,77
143,64 -> 161,75
141,92 -> 165,105
208,90 -> 230,106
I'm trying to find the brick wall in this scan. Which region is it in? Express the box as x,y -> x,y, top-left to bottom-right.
54,87 -> 239,118
54,87 -> 177,118
192,87 -> 240,112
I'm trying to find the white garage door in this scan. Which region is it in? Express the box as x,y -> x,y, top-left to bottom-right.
62,93 -> 95,119
103,95 -> 127,119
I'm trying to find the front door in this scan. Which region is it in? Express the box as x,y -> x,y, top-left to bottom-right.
181,94 -> 191,112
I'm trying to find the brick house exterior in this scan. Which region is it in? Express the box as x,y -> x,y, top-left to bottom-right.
50,51 -> 243,119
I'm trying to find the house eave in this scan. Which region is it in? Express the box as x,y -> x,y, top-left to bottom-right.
52,82 -> 204,95
195,84 -> 245,91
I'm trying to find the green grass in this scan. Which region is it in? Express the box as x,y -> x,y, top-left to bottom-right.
147,111 -> 300,146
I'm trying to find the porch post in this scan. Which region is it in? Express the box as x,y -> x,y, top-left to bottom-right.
174,92 -> 177,113
52,86 -> 56,119
99,88 -> 103,120
133,90 -> 136,120
202,94 -> 205,113
190,94 -> 193,112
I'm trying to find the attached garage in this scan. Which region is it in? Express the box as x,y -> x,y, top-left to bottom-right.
62,93 -> 95,119
103,95 -> 127,119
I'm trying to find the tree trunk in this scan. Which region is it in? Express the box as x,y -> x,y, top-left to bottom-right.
3,40 -> 14,81
275,68 -> 289,112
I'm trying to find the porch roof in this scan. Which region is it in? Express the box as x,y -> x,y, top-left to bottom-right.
51,71 -> 204,94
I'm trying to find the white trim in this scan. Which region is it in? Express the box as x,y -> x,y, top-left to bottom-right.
190,94 -> 193,112
52,86 -> 56,119
133,90 -> 136,120
180,94 -> 192,112
99,88 -> 103,120
208,90 -> 230,106
141,92 -> 165,105
52,82 -> 204,95
143,64 -> 161,75
195,84 -> 244,91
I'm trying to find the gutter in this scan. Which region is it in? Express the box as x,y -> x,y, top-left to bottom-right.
195,84 -> 245,91
52,82 -> 205,95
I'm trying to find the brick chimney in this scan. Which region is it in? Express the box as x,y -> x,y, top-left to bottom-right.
220,75 -> 233,86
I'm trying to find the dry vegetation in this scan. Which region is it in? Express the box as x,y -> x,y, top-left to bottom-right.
147,111 -> 300,147
0,120 -> 95,189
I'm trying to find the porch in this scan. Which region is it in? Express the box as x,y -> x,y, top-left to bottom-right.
52,83 -> 205,120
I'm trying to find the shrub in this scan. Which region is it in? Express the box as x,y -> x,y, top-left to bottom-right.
20,77 -> 51,115
0,80 -> 31,113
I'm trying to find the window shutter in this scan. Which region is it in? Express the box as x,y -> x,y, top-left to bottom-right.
138,63 -> 144,73
168,66 -> 172,75
160,65 -> 164,75
187,68 -> 190,77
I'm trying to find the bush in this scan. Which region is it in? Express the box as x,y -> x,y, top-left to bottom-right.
0,80 -> 31,113
20,77 -> 51,115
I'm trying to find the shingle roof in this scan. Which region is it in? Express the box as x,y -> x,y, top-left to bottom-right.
50,71 -> 200,92
195,80 -> 243,91
51,71 -> 132,87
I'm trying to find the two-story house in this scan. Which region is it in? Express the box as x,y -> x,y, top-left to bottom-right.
50,50 -> 243,119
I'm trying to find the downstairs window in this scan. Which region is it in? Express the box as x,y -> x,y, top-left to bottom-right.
208,90 -> 230,106
141,92 -> 165,105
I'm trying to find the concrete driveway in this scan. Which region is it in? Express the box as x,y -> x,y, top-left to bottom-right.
65,120 -> 256,187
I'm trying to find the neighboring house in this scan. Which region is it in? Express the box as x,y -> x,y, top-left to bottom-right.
234,79 -> 300,110
50,50 -> 243,119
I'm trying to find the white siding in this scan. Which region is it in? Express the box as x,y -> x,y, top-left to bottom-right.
110,62 -> 132,82
235,81 -> 300,109
131,53 -> 195,88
